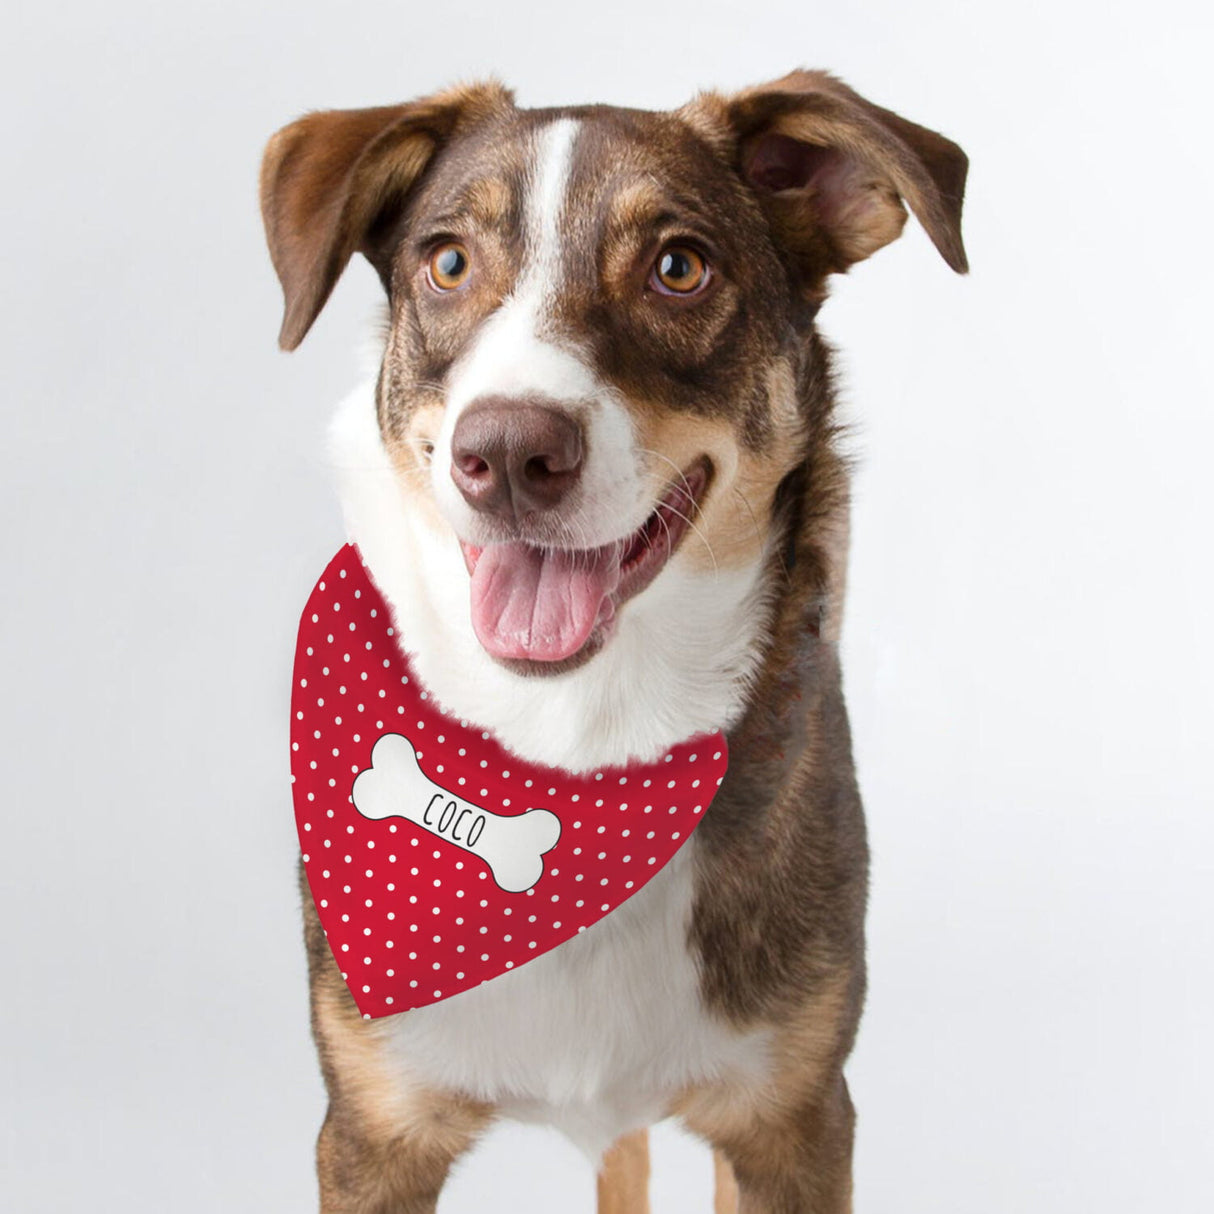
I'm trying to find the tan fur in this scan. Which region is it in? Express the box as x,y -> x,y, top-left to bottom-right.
381,399 -> 448,529
596,1130 -> 651,1214
632,359 -> 807,574
455,176 -> 514,229
713,1150 -> 741,1214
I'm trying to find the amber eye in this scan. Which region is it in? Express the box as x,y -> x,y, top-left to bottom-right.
427,242 -> 471,291
651,245 -> 709,295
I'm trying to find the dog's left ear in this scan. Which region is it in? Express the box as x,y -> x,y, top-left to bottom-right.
686,70 -> 968,280
260,81 -> 512,350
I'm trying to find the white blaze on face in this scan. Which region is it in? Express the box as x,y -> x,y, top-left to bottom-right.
430,118 -> 645,549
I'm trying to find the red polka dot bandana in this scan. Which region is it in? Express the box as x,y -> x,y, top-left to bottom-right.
291,546 -> 728,1019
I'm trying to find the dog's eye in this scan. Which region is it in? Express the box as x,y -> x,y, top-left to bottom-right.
427,243 -> 471,291
650,246 -> 709,296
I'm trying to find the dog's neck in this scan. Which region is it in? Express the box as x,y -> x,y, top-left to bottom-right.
329,381 -> 781,773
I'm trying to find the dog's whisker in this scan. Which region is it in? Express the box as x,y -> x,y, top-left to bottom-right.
661,501 -> 719,577
731,485 -> 790,585
636,447 -> 699,504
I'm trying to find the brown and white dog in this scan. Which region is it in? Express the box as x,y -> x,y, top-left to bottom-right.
261,70 -> 966,1213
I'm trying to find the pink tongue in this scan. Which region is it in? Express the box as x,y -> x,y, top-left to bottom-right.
470,542 -> 621,662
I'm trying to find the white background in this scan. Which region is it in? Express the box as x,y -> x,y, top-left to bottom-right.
3,0 -> 1212,1210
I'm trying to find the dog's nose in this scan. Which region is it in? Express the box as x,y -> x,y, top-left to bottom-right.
450,398 -> 584,521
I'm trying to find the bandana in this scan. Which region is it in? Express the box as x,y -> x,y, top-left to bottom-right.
290,545 -> 728,1018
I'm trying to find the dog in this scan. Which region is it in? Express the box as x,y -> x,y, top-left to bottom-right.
261,69 -> 967,1213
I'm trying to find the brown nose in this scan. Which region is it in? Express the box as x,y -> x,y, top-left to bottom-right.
450,398 -> 584,522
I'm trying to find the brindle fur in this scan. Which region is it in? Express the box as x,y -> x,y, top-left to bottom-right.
264,70 -> 967,1213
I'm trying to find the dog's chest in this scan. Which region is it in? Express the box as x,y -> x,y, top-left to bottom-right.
378,841 -> 770,1159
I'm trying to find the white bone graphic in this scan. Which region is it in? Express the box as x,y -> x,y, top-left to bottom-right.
351,734 -> 561,893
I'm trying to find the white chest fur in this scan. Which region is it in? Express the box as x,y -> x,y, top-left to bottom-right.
381,844 -> 770,1159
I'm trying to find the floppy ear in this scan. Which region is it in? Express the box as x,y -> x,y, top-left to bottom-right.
688,70 -> 967,281
259,81 -> 512,350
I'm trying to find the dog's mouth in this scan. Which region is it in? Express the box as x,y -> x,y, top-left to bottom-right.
459,459 -> 711,668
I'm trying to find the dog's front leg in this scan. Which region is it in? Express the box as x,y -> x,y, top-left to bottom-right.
315,1100 -> 485,1214
704,1076 -> 855,1214
596,1129 -> 650,1214
713,1149 -> 741,1214
301,869 -> 492,1213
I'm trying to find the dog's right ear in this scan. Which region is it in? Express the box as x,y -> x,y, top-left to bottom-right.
260,81 -> 512,351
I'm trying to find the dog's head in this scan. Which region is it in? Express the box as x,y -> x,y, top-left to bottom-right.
262,73 -> 966,677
